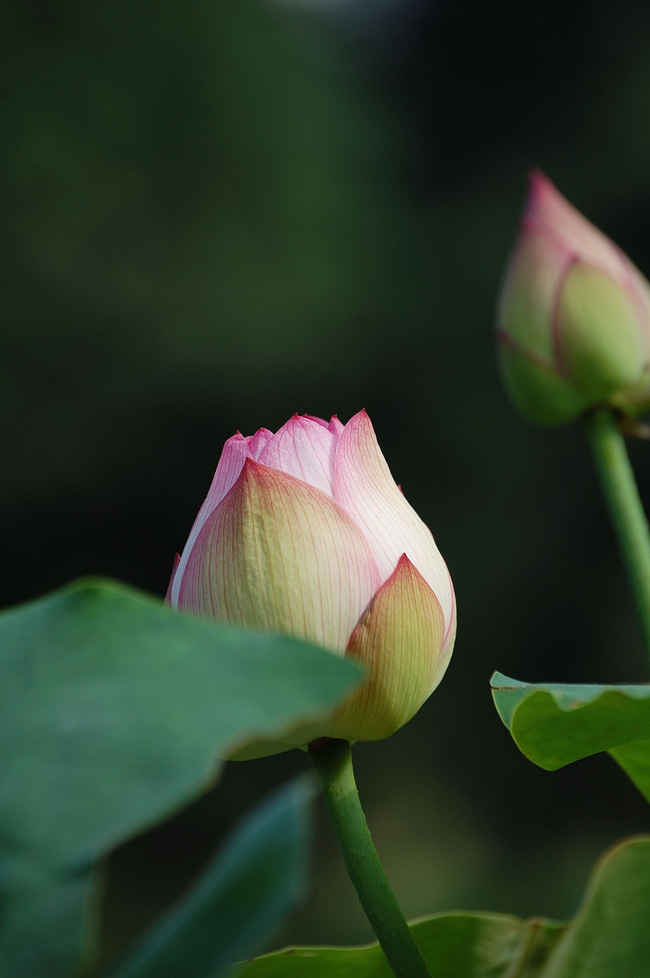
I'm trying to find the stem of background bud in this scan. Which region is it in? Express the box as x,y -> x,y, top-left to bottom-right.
583,407 -> 650,662
308,739 -> 433,978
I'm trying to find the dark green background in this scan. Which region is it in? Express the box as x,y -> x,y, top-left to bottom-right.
2,0 -> 650,969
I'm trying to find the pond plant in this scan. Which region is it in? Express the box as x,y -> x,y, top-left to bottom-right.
2,172 -> 650,978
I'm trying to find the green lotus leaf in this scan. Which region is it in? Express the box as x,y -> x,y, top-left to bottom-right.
491,671 -> 650,802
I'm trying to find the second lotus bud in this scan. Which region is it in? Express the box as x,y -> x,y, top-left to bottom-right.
497,170 -> 650,425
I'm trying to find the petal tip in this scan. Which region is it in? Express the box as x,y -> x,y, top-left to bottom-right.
394,552 -> 414,574
525,169 -> 565,225
527,166 -> 551,194
344,408 -> 373,436
241,455 -> 265,478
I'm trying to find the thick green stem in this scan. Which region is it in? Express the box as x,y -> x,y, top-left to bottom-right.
583,408 -> 650,659
309,739 -> 432,978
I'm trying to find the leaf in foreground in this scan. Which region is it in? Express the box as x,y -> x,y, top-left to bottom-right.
0,579 -> 363,978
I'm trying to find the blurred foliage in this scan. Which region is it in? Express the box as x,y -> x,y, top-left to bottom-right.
3,0 -> 650,968
234,836 -> 650,978
110,778 -> 314,978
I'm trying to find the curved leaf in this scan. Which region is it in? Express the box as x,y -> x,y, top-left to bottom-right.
543,835 -> 650,977
491,671 -> 650,802
232,913 -> 563,977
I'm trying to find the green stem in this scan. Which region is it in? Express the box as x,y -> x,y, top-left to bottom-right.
309,739 -> 432,978
583,408 -> 650,659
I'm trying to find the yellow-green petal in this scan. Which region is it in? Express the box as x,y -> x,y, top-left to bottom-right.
329,555 -> 446,742
498,339 -> 590,425
557,261 -> 646,400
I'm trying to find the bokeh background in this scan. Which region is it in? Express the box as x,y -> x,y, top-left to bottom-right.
3,0 -> 650,969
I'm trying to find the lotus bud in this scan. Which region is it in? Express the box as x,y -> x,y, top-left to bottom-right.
168,411 -> 456,758
497,170 -> 650,424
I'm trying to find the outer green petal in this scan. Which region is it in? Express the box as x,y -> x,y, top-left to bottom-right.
497,341 -> 589,425
179,458 -> 380,654
614,366 -> 650,417
557,261 -> 646,399
329,555 -> 446,742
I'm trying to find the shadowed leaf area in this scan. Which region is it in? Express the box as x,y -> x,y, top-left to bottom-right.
109,778 -> 315,978
0,579 -> 362,978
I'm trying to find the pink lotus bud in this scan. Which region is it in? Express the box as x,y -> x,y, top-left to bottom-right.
497,171 -> 650,424
168,411 -> 456,757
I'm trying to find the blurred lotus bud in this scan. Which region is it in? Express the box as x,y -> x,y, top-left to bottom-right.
497,170 -> 650,424
168,411 -> 456,757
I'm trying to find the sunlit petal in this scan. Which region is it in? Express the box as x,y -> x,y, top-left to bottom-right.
329,556 -> 447,741
169,433 -> 251,606
179,459 -> 381,652
334,410 -> 455,640
258,415 -> 338,498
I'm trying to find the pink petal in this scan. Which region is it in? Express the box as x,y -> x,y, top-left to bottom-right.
248,427 -> 274,458
439,582 -> 457,672
165,553 -> 180,604
302,415 -> 330,428
526,170 -> 625,279
177,458 -> 381,653
334,410 -> 455,638
303,414 -> 345,437
168,432 -> 251,607
498,221 -> 574,367
258,415 -> 338,498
